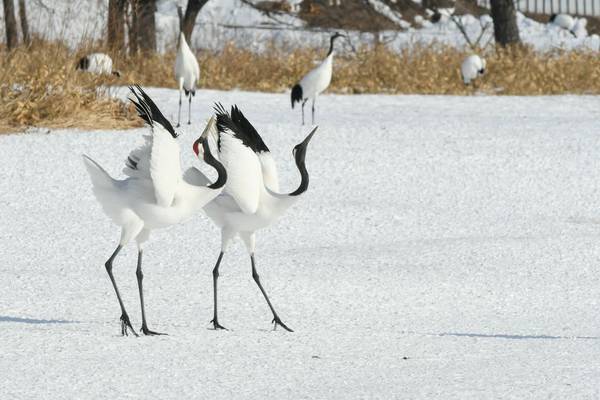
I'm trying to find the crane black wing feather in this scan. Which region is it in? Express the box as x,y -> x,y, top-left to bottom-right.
129,85 -> 178,138
213,103 -> 270,154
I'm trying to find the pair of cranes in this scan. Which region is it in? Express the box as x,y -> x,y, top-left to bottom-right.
83,31 -> 343,337
83,86 -> 317,335
175,32 -> 346,127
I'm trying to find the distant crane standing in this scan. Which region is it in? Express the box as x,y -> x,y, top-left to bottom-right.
82,86 -> 226,336
184,104 -> 318,332
549,13 -> 587,37
174,32 -> 201,127
291,32 -> 345,125
461,54 -> 486,86
76,53 -> 121,77
549,13 -> 576,36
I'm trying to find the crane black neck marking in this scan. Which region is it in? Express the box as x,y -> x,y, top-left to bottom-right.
202,140 -> 227,189
327,33 -> 343,56
290,144 -> 310,197
77,56 -> 89,71
327,37 -> 335,56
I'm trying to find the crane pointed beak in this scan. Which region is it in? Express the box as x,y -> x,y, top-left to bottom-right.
201,116 -> 216,139
302,126 -> 318,146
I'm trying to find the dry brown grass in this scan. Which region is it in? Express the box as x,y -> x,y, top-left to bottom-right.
0,39 -> 140,133
3,39 -> 600,133
120,43 -> 600,96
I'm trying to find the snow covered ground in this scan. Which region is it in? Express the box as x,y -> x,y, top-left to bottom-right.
2,89 -> 600,398
1,0 -> 599,52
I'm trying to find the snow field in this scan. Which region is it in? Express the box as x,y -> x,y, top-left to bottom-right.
1,89 -> 600,398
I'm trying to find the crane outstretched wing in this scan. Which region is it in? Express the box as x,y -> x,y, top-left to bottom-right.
213,104 -> 267,214
125,85 -> 181,207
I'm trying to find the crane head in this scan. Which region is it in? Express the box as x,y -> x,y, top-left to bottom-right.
292,126 -> 318,165
331,32 -> 345,41
193,116 -> 217,158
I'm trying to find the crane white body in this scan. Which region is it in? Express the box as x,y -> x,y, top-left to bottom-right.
174,33 -> 201,126
77,53 -> 120,76
291,33 -> 345,125
461,54 -> 486,85
298,55 -> 333,102
185,104 -> 318,331
82,86 -> 226,336
550,13 -> 576,31
571,18 -> 588,38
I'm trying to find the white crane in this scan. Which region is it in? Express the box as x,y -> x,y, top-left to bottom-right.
461,54 -> 486,85
76,53 -> 121,77
549,13 -> 575,34
571,18 -> 588,38
82,86 -> 227,336
291,32 -> 345,125
549,14 -> 587,38
174,32 -> 201,127
184,104 -> 319,332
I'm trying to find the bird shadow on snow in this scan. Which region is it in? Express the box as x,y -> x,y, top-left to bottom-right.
0,316 -> 78,324
567,216 -> 600,225
427,332 -> 600,340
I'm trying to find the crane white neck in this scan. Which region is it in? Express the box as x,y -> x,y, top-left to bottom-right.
178,33 -> 190,51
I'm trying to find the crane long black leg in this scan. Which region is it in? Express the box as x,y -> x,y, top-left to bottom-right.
136,250 -> 166,336
301,99 -> 307,126
311,98 -> 315,125
250,255 -> 293,332
177,89 -> 182,127
210,252 -> 228,330
105,245 -> 138,337
187,93 -> 192,125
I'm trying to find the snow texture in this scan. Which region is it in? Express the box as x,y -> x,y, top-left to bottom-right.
1,0 -> 599,52
1,88 -> 600,398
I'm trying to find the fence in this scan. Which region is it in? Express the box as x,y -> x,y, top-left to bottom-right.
476,0 -> 600,17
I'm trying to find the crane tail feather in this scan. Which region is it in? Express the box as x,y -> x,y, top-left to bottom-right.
291,84 -> 303,109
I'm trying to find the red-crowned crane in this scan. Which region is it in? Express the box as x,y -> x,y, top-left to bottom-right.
291,32 -> 345,125
461,54 -> 486,85
184,104 -> 318,332
82,86 -> 227,336
174,33 -> 200,127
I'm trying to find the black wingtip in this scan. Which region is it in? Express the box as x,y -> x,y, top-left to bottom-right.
129,85 -> 178,138
291,84 -> 303,108
212,103 -> 270,153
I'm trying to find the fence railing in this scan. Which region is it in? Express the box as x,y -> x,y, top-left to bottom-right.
476,0 -> 600,17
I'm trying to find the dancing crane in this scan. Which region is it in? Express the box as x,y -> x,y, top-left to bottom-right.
184,104 -> 318,332
82,86 -> 226,336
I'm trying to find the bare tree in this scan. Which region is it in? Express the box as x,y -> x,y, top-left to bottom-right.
126,0 -> 155,54
2,0 -> 19,49
181,0 -> 209,42
490,0 -> 520,46
18,0 -> 29,46
127,0 -> 139,54
136,0 -> 156,53
450,14 -> 493,51
108,0 -> 127,51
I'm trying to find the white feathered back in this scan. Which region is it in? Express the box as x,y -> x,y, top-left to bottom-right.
126,86 -> 182,207
219,132 -> 263,214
